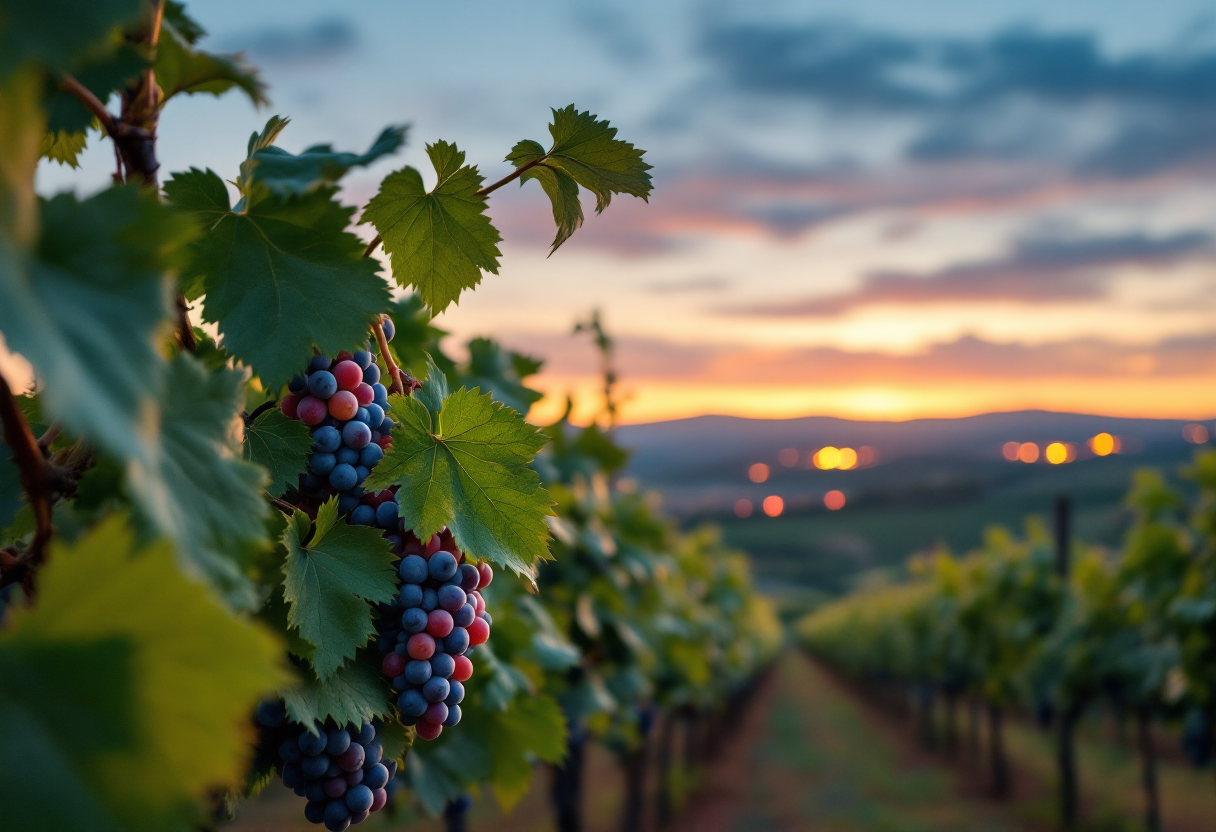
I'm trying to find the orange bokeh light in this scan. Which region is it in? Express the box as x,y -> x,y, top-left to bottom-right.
748,463 -> 769,483
1018,442 -> 1039,463
762,495 -> 784,517
814,446 -> 841,469
1045,442 -> 1069,464
1090,433 -> 1116,456
778,448 -> 800,467
824,490 -> 846,510
837,447 -> 858,470
734,498 -> 753,518
1002,441 -> 1020,461
1184,424 -> 1210,444
857,446 -> 877,466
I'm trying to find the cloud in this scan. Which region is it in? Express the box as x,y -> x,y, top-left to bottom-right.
646,275 -> 731,294
511,332 -> 1216,386
733,230 -> 1214,317
698,19 -> 1216,175
222,17 -> 357,64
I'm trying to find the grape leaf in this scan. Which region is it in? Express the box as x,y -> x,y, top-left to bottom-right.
459,337 -> 544,415
363,140 -> 502,313
0,187 -> 193,472
0,515 -> 287,832
507,105 -> 652,252
39,128 -> 89,166
470,695 -> 566,809
574,423 -> 630,474
282,656 -> 393,729
408,730 -> 491,815
0,69 -> 45,245
0,0 -> 143,78
131,355 -> 270,609
165,167 -> 391,387
282,499 -> 397,679
364,364 -> 553,575
156,11 -> 266,106
239,117 -> 406,200
43,44 -> 146,135
243,409 -> 310,497
382,294 -> 446,378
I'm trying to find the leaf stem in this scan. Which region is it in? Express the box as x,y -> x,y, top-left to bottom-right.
175,295 -> 197,352
0,372 -> 54,595
60,75 -> 117,137
361,156 -> 548,256
373,318 -> 404,395
243,399 -> 277,426
268,495 -> 298,516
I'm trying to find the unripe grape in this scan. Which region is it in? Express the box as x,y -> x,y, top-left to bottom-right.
467,617 -> 489,646
451,654 -> 474,682
353,382 -> 375,406
407,632 -> 436,660
478,562 -> 494,589
332,360 -> 363,391
426,609 -> 454,638
280,394 -> 301,419
297,396 -> 328,425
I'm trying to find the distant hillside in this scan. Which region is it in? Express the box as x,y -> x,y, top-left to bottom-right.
615,411 -> 1212,601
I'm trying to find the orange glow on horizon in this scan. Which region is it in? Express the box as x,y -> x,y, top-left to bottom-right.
762,495 -> 784,517
523,375 -> 1216,426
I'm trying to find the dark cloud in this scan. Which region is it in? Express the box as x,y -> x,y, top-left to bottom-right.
699,20 -> 1216,175
509,332 -> 1216,386
223,17 -> 357,64
733,230 -> 1213,317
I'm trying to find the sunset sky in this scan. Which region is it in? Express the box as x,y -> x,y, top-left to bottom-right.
33,0 -> 1216,424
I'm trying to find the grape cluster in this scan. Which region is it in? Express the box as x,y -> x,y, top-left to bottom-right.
254,702 -> 399,831
377,529 -> 494,741
279,320 -> 402,523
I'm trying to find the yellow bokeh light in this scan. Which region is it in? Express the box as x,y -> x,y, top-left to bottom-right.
1090,433 -> 1115,456
762,495 -> 784,517
1018,442 -> 1039,463
748,463 -> 769,483
814,446 -> 841,469
837,447 -> 858,470
778,448 -> 800,467
1045,442 -> 1068,464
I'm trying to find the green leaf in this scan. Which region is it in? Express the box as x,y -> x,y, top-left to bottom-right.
239,117 -> 406,200
0,0 -> 143,78
363,140 -> 502,313
364,370 -> 553,576
282,656 -> 393,729
0,187 -> 193,471
0,515 -> 287,832
39,128 -> 88,166
243,409 -> 310,497
132,355 -> 270,608
471,695 -> 566,809
282,499 -> 397,679
156,12 -> 266,106
574,423 -> 629,474
459,337 -> 543,415
165,167 -> 391,387
0,68 -> 45,245
507,105 -> 652,252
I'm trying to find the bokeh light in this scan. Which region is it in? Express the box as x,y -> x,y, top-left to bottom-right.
1045,442 -> 1068,464
814,446 -> 841,469
778,448 -> 800,467
734,498 -> 753,518
748,463 -> 769,483
824,490 -> 846,511
1002,441 -> 1020,461
762,495 -> 784,517
837,447 -> 858,470
1090,433 -> 1116,456
1018,442 -> 1039,463
857,446 -> 877,466
1183,424 -> 1210,444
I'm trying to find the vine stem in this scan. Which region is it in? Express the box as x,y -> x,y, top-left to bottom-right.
373,319 -> 404,395
362,156 -> 545,256
0,371 -> 54,595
